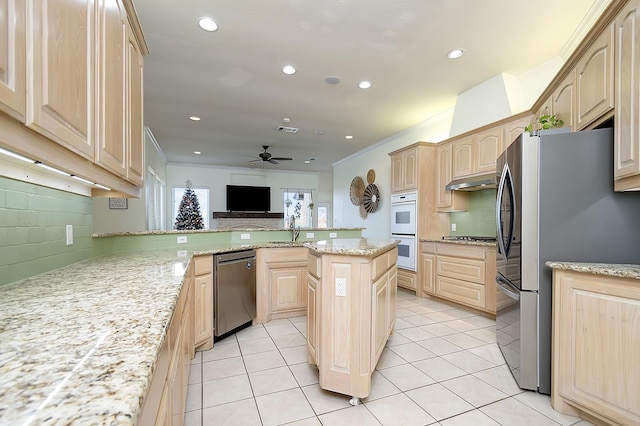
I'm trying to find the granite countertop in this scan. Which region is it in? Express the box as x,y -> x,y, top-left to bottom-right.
0,250 -> 192,424
546,262 -> 640,280
92,227 -> 364,238
305,238 -> 399,257
0,240 -> 347,424
420,238 -> 497,247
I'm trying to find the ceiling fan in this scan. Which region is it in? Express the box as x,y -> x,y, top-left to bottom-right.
249,145 -> 293,165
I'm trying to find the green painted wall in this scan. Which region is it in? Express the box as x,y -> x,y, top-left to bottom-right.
0,177 -> 109,286
449,189 -> 496,237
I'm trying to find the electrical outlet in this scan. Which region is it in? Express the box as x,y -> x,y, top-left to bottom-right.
177,235 -> 187,244
451,223 -> 457,232
329,232 -> 337,238
177,250 -> 187,257
240,233 -> 250,240
306,232 -> 315,239
65,225 -> 73,246
335,277 -> 347,297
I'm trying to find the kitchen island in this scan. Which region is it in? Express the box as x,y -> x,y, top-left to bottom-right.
305,238 -> 399,405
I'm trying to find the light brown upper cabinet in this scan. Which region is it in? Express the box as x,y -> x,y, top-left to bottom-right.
390,145 -> 418,193
474,127 -> 502,174
96,0 -> 144,185
614,1 -> 640,191
27,0 -> 96,160
0,0 -> 26,121
502,115 -> 531,150
552,70 -> 576,131
96,0 -> 127,177
575,22 -> 614,130
126,21 -> 144,186
452,127 -> 501,179
435,142 -> 468,212
534,96 -> 552,133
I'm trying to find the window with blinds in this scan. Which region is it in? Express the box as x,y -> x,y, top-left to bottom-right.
146,167 -> 165,231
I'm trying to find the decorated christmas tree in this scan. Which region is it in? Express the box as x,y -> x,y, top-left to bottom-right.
174,181 -> 205,230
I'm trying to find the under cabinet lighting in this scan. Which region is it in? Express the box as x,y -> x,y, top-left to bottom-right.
0,147 -> 35,163
95,184 -> 111,191
71,175 -> 94,185
36,162 -> 71,176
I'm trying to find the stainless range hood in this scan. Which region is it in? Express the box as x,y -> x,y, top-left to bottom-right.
445,172 -> 497,191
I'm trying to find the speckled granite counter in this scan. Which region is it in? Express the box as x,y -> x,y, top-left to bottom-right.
420,238 -> 496,247
305,238 -> 399,257
92,227 -> 363,238
0,241 -> 317,424
546,262 -> 640,280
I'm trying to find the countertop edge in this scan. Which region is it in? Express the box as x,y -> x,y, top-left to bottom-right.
420,238 -> 496,248
92,228 -> 364,238
546,261 -> 640,280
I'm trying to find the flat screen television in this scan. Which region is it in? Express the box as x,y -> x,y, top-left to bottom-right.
226,185 -> 271,212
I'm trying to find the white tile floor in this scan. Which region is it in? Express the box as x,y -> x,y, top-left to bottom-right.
184,288 -> 594,426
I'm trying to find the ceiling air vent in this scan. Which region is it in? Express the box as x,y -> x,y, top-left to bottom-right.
277,126 -> 299,134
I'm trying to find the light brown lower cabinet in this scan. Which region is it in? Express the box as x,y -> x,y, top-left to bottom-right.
397,268 -> 417,292
193,255 -> 213,351
551,268 -> 640,426
419,242 -> 499,315
139,262 -> 194,426
306,247 -> 398,400
256,247 -> 308,323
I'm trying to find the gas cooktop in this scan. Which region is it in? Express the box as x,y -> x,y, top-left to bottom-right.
442,235 -> 497,242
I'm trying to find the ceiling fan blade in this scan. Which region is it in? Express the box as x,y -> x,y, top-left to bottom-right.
271,157 -> 292,161
268,159 -> 279,165
248,158 -> 261,163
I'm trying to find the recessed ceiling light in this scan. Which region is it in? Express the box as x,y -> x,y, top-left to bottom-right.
189,116 -> 201,121
314,130 -> 325,135
198,17 -> 218,32
282,117 -> 291,123
282,65 -> 296,75
345,135 -> 353,140
358,81 -> 372,89
194,151 -> 201,155
446,48 -> 465,59
325,76 -> 340,85
305,160 -> 311,164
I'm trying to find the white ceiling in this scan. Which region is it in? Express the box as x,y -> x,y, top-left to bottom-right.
134,0 -> 606,173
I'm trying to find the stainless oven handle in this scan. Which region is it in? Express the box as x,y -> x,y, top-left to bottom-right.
496,273 -> 520,301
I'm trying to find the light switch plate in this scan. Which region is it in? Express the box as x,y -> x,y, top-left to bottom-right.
335,278 -> 346,297
329,232 -> 337,238
451,223 -> 457,231
240,233 -> 251,240
177,235 -> 187,244
177,250 -> 187,257
306,232 -> 315,238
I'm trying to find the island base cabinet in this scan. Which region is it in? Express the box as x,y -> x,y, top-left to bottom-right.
307,248 -> 398,400
552,269 -> 640,426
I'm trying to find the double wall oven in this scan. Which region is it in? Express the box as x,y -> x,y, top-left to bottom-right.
390,192 -> 417,271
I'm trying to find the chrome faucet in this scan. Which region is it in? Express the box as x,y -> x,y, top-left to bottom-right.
288,215 -> 299,241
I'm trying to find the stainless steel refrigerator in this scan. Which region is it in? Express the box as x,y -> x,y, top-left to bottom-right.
495,127 -> 640,395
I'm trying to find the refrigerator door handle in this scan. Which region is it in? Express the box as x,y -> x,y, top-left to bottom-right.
496,165 -> 509,262
496,273 -> 520,301
496,163 -> 516,262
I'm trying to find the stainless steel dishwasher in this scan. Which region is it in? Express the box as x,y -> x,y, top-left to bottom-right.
213,249 -> 257,341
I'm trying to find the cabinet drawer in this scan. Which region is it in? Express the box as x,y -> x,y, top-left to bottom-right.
194,255 -> 212,275
436,276 -> 485,309
436,243 -> 485,260
372,250 -> 392,281
308,253 -> 321,279
437,255 -> 485,284
264,247 -> 308,263
421,242 -> 437,254
397,269 -> 417,291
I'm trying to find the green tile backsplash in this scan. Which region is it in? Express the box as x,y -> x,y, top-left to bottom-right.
0,177 -> 108,286
449,189 -> 497,237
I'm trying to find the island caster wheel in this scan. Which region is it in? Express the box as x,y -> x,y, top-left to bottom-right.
349,397 -> 361,406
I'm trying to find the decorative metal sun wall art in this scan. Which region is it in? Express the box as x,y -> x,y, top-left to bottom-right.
349,169 -> 380,219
